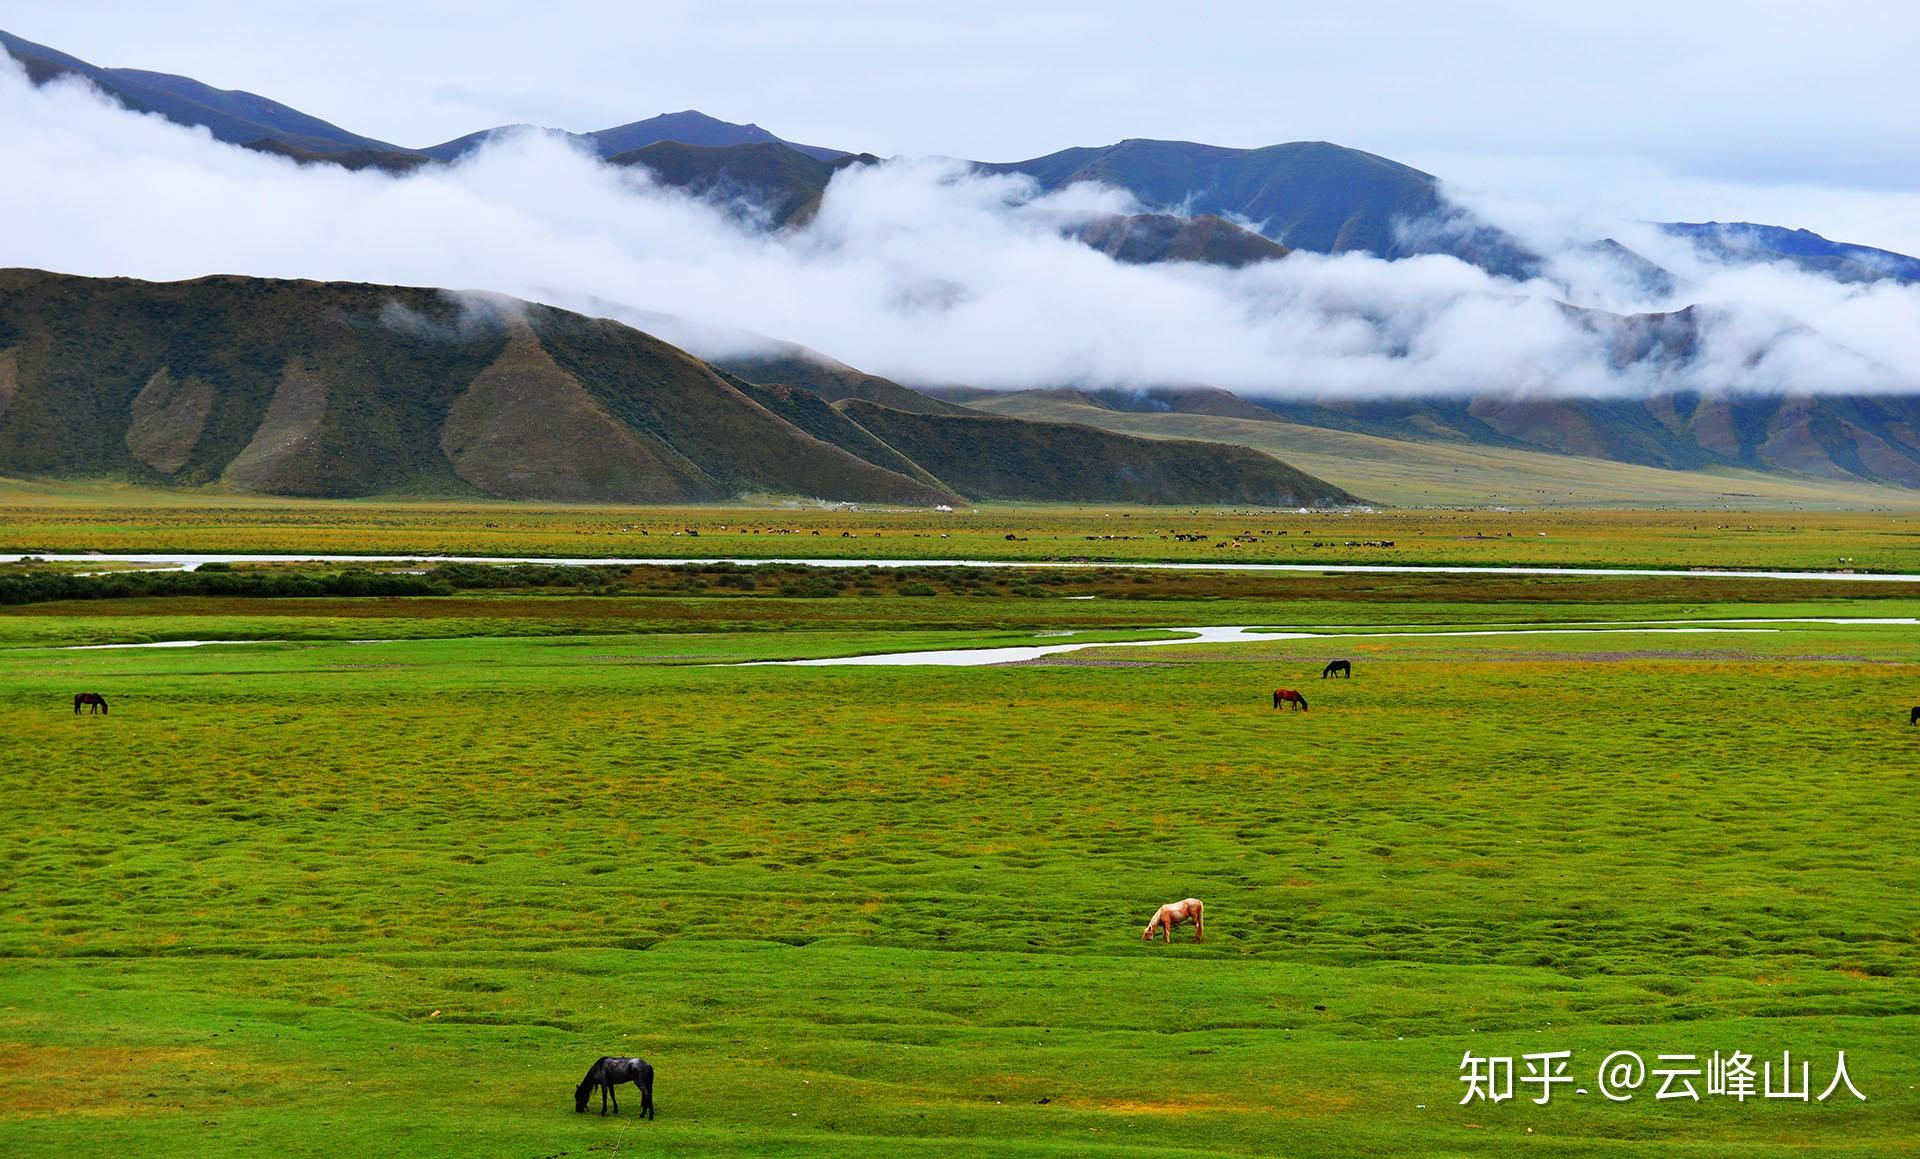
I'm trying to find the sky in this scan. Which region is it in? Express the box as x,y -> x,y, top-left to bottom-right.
5,0 -> 1920,253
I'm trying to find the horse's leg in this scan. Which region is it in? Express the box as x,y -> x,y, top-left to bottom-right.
643,1077 -> 654,1119
610,1083 -> 619,1115
601,1082 -> 609,1116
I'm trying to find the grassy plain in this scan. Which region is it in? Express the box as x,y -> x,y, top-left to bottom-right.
5,481 -> 1920,572
2,573 -> 1917,1155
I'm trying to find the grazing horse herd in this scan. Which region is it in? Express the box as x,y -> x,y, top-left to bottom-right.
60,660 -> 1920,1121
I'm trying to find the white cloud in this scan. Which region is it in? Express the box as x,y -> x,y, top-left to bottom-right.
2,56 -> 1917,400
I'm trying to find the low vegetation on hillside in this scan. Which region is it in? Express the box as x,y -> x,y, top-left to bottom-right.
0,270 -> 1351,508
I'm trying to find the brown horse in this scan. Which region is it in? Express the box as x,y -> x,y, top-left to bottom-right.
1272,688 -> 1308,711
1143,898 -> 1204,943
73,693 -> 108,715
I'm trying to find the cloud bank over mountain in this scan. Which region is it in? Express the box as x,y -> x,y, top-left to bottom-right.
4,57 -> 1918,399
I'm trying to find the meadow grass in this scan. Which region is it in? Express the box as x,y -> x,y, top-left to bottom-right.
6,484 -> 1920,572
1,582 -> 1916,1155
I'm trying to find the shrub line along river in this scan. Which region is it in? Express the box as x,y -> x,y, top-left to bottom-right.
5,552 -> 1920,583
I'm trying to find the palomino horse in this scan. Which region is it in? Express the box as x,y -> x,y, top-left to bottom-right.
575,1056 -> 654,1118
1321,660 -> 1351,679
1143,898 -> 1204,943
73,693 -> 108,715
1273,688 -> 1309,711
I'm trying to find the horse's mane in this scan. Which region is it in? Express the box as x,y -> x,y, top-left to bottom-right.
576,1057 -> 607,1090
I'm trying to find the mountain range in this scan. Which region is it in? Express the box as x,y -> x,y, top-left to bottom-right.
0,30 -> 843,172
0,269 -> 1349,506
8,28 -> 1916,288
5,28 -> 1920,506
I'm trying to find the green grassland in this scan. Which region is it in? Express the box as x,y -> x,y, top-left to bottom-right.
2,576 -> 1917,1155
5,482 -> 1920,572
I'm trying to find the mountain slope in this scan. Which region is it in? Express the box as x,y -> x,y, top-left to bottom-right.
1661,222 -> 1920,284
608,141 -> 876,227
0,30 -> 418,158
0,269 -> 949,503
1073,214 -> 1291,267
586,110 -> 843,162
959,382 -> 1920,495
0,269 -> 1345,506
714,348 -> 973,416
836,400 -> 1352,505
959,389 -> 1920,508
420,110 -> 844,164
985,139 -> 1541,277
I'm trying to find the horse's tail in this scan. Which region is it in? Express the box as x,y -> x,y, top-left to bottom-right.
73,694 -> 81,714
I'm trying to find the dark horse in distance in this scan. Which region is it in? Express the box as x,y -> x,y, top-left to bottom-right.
575,1056 -> 654,1118
1273,688 -> 1309,711
1321,660 -> 1351,679
1911,706 -> 1919,725
73,693 -> 108,715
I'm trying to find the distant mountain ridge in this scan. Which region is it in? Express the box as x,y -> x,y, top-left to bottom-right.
609,141 -> 878,227
1660,222 -> 1920,285
418,110 -> 845,165
0,269 -> 1353,507
0,28 -> 413,157
8,27 -> 1917,286
0,31 -> 843,169
984,138 -> 1542,277
947,381 -> 1920,492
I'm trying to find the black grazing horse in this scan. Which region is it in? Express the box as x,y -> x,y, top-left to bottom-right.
1911,706 -> 1919,726
1321,660 -> 1351,679
73,693 -> 108,715
575,1056 -> 654,1118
